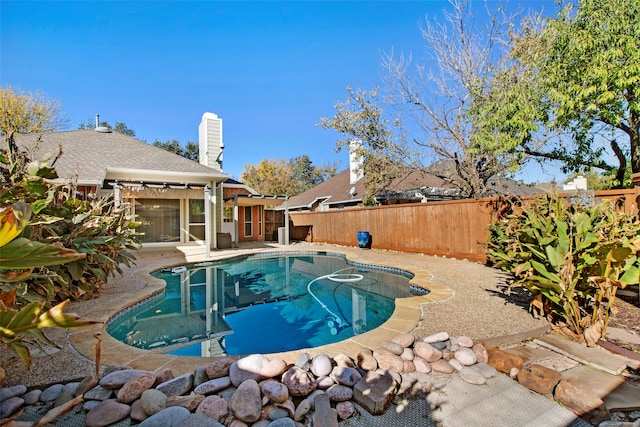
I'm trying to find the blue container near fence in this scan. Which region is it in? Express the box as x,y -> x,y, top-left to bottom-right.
357,231 -> 371,249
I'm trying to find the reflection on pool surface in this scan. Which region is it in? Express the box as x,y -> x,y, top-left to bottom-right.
107,252 -> 420,356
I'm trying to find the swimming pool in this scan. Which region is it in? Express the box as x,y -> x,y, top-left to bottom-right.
107,252 -> 423,356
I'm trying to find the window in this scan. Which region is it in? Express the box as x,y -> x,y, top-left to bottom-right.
136,199 -> 180,243
258,206 -> 263,236
223,206 -> 234,223
188,199 -> 205,241
244,206 -> 253,237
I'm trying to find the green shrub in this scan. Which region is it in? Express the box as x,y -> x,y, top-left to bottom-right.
1,133 -> 140,366
0,201 -> 100,368
487,194 -> 640,340
1,134 -> 141,306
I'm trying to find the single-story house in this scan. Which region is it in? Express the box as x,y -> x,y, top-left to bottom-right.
13,112 -> 290,250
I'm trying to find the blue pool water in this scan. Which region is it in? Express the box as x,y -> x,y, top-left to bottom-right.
107,252 -> 421,356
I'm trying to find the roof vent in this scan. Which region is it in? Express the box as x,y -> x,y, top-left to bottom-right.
94,114 -> 112,133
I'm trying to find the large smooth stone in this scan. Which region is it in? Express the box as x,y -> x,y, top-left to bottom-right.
196,395 -> 228,422
454,347 -> 477,366
85,399 -> 131,427
156,373 -> 194,397
117,371 -> 157,403
281,366 -> 317,397
229,379 -> 262,423
311,354 -> 333,377
413,342 -> 443,363
141,388 -> 167,416
261,380 -> 289,404
229,354 -> 269,387
138,406 -> 191,427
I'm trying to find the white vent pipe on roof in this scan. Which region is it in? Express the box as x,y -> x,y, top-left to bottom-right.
95,114 -> 112,133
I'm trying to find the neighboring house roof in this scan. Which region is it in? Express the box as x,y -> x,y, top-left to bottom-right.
282,168 -> 460,210
284,169 -> 365,210
426,159 -> 544,197
282,165 -> 543,211
13,129 -> 228,186
486,176 -> 545,196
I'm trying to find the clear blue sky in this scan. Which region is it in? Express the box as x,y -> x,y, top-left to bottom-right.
1,0 -> 558,181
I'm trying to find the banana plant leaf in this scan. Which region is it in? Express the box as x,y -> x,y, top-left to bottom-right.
0,238 -> 85,270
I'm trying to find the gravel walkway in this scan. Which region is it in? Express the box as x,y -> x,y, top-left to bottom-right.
0,242 -> 547,388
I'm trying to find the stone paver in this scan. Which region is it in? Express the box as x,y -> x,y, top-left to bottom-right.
427,373 -> 590,427
601,381 -> 640,412
561,365 -> 625,400
606,327 -> 640,345
534,335 -> 628,375
504,344 -> 557,364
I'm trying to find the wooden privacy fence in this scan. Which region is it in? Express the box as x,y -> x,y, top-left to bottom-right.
289,189 -> 638,263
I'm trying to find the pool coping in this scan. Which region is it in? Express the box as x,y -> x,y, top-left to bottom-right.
67,245 -> 454,374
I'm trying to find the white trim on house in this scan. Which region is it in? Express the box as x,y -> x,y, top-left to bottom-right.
106,167 -> 227,184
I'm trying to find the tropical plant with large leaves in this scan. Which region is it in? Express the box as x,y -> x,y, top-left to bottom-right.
1,126 -> 140,367
0,201 -> 100,368
1,133 -> 141,305
487,194 -> 640,342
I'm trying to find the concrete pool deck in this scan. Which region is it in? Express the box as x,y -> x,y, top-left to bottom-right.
2,242 -> 596,426
1,241 -> 550,388
67,242 -> 462,374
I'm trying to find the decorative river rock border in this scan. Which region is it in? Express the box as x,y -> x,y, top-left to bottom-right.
0,330 -> 610,426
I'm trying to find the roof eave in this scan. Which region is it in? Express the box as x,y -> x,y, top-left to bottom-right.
105,167 -> 229,184
278,195 -> 332,211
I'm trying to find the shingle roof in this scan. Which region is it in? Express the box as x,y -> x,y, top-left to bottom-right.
283,168 -> 458,209
13,129 -> 227,185
285,170 -> 365,209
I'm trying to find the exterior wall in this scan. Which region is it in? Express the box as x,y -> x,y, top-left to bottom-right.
222,186 -> 266,243
121,185 -> 220,249
236,205 -> 265,242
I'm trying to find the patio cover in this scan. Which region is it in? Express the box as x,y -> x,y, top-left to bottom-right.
224,194 -> 286,207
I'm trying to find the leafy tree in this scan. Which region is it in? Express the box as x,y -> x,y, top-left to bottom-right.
151,139 -> 199,161
184,141 -> 199,161
78,119 -> 136,137
318,86 -> 416,204
290,155 -> 336,195
1,85 -> 70,136
241,156 -> 336,197
484,0 -> 639,187
112,121 -> 136,137
152,139 -> 183,155
320,1 -> 525,198
242,158 -> 290,196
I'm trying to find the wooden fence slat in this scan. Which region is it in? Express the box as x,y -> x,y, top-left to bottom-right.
289,190 -> 638,261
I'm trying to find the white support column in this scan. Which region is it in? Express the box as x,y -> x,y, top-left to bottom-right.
233,196 -> 239,247
284,197 -> 290,245
212,182 -> 218,250
204,185 -> 211,258
113,182 -> 121,210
